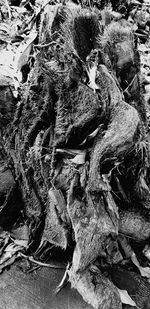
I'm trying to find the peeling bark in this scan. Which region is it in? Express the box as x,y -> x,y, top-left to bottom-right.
67,173 -> 118,272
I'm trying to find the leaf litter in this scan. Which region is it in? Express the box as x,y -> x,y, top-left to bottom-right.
117,288 -> 137,307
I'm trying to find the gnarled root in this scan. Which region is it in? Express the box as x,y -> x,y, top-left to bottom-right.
88,101 -> 141,193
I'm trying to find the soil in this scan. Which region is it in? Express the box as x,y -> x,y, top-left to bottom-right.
0,264 -> 92,309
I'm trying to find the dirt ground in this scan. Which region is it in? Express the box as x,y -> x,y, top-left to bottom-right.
0,263 -> 92,309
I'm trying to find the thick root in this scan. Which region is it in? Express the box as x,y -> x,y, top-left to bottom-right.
89,101 -> 141,192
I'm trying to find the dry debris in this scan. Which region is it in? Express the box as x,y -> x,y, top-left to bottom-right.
0,0 -> 150,309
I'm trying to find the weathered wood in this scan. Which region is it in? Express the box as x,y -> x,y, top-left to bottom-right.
68,265 -> 122,309
42,188 -> 71,249
88,65 -> 141,193
0,4 -> 150,309
67,173 -> 118,272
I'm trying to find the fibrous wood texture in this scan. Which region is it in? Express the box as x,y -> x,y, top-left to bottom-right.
1,1 -> 150,309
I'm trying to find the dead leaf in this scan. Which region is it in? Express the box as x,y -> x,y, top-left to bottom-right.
131,253 -> 150,278
87,63 -> 99,93
118,235 -> 134,259
4,243 -> 21,253
11,224 -> 29,241
0,255 -> 17,273
14,29 -> 37,73
0,243 -> 21,265
88,127 -> 99,138
0,236 -> 10,256
13,239 -> 28,248
130,0 -> 141,4
70,151 -> 86,165
117,288 -> 136,306
48,188 -> 69,224
55,262 -> 70,294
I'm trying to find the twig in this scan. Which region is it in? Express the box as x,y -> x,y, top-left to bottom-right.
19,252 -> 66,269
26,264 -> 41,273
34,41 -> 57,48
26,256 -> 52,273
5,0 -> 11,19
55,262 -> 71,294
118,232 -> 140,241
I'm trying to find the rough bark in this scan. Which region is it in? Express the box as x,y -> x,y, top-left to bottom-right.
119,209 -> 150,241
